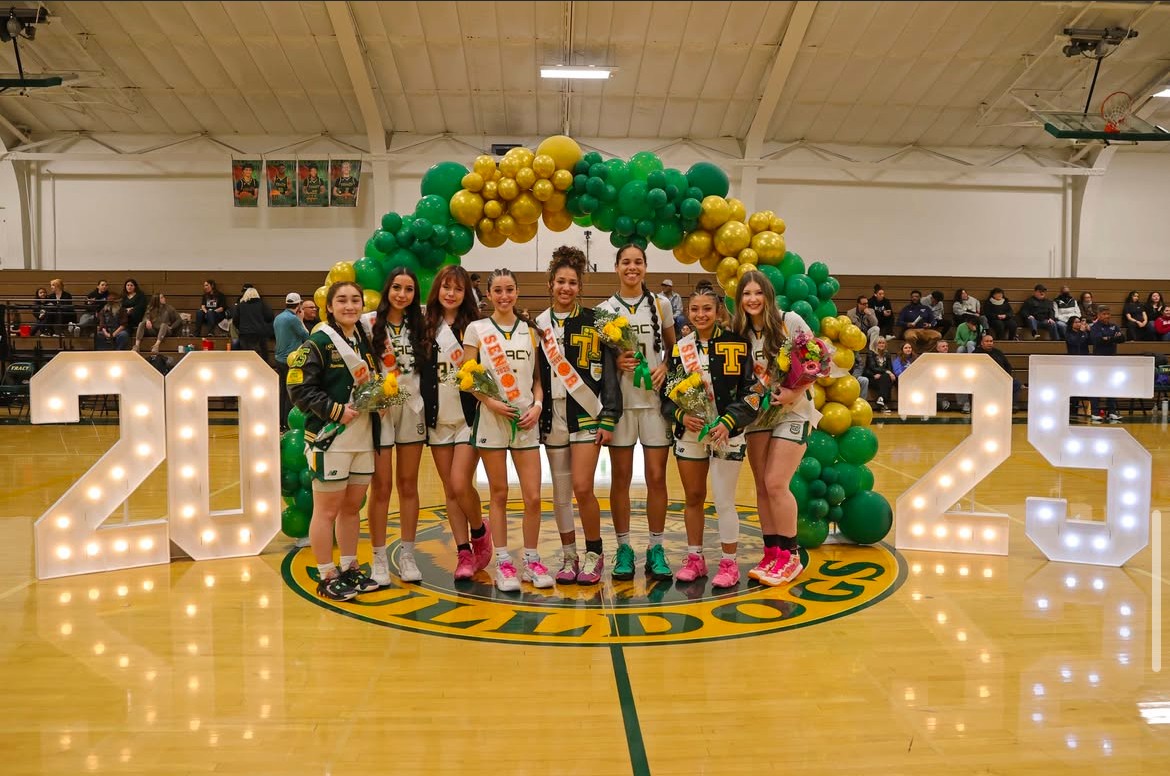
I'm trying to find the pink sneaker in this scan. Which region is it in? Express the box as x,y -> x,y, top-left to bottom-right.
471,520 -> 493,571
576,551 -> 604,585
675,553 -> 709,582
555,553 -> 580,584
454,549 -> 476,581
711,558 -> 740,589
748,547 -> 778,581
761,549 -> 802,587
495,559 -> 520,592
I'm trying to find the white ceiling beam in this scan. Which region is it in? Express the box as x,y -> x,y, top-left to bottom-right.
744,1 -> 817,155
0,113 -> 30,144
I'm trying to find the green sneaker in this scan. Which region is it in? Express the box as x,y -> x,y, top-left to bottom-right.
612,544 -> 636,580
644,544 -> 673,581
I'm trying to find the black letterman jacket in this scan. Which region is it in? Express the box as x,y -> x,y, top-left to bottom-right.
660,326 -> 760,438
417,325 -> 478,430
538,307 -> 623,436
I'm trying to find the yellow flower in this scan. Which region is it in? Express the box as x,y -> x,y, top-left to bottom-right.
776,353 -> 791,372
687,373 -> 702,388
614,316 -> 629,328
603,323 -> 621,340
382,373 -> 399,397
459,375 -> 474,391
471,362 -> 485,374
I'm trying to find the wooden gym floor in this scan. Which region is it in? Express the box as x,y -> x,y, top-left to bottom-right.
0,418 -> 1167,775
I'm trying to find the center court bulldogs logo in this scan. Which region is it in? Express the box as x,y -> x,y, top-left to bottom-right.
283,498 -> 905,646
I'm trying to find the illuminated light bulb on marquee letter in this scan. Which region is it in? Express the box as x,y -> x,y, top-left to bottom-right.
1025,356 -> 1153,567
895,354 -> 1012,556
31,353 -> 168,579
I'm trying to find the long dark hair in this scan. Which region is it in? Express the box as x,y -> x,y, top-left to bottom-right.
423,265 -> 480,358
614,243 -> 662,356
373,267 -> 424,362
732,270 -> 786,362
487,267 -> 544,338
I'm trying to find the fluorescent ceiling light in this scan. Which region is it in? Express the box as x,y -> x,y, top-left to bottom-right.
540,66 -> 614,80
1154,87 -> 1170,98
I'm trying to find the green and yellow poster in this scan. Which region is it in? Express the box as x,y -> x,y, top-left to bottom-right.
330,159 -> 361,207
298,160 -> 328,207
267,160 -> 296,207
232,159 -> 261,208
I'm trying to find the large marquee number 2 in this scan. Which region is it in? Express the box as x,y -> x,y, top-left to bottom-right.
31,351 -> 280,580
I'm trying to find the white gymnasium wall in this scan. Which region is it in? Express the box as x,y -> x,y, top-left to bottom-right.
1078,150 -> 1170,281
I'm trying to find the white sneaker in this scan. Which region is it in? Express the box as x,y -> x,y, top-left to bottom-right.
293,536 -> 311,548
1106,413 -> 1122,422
370,552 -> 392,587
397,550 -> 422,583
521,558 -> 555,589
495,559 -> 521,592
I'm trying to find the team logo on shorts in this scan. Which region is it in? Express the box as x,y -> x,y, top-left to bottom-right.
283,498 -> 904,646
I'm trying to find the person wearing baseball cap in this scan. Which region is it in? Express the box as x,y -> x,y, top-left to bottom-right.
275,291 -> 310,429
1019,282 -> 1059,340
661,278 -> 684,330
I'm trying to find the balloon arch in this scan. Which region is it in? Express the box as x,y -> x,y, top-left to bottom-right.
282,135 -> 892,549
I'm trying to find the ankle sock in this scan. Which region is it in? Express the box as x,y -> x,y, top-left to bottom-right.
616,531 -> 631,547
456,542 -> 471,553
585,538 -> 603,555
470,523 -> 487,540
648,531 -> 664,547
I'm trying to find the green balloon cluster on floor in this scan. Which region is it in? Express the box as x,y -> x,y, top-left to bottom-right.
790,428 -> 891,548
279,421 -> 312,539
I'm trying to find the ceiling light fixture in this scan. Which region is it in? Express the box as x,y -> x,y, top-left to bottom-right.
540,66 -> 614,80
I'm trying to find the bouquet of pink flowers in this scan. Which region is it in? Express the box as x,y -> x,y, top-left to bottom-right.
754,330 -> 833,427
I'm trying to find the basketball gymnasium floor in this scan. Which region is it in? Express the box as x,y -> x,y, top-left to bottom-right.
0,418 -> 1167,775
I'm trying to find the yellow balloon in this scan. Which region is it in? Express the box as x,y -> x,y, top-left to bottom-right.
716,256 -> 740,284
496,214 -> 517,236
482,180 -> 499,200
750,231 -> 784,262
699,251 -> 722,273
448,190 -> 485,227
531,178 -> 554,202
536,135 -> 583,171
820,316 -> 842,341
747,210 -> 775,234
506,147 -> 534,168
473,155 -> 497,178
736,262 -> 758,280
461,172 -> 484,192
738,247 -> 759,266
510,220 -> 538,243
483,199 -> 503,219
726,198 -> 747,223
551,169 -> 574,191
673,245 -> 698,265
770,216 -> 787,234
542,207 -> 573,232
515,167 -> 536,191
497,177 -> 519,201
817,374 -> 836,387
492,169 -> 502,182
826,374 -> 861,405
508,192 -> 542,225
714,220 -> 751,256
849,398 -> 874,427
683,229 -> 713,260
362,289 -> 381,313
832,346 -> 855,372
477,217 -> 495,234
498,156 -> 522,178
699,196 -> 731,231
840,325 -> 868,352
722,277 -> 738,298
313,285 -> 328,312
328,261 -> 355,284
476,219 -> 507,248
532,154 -> 556,179
812,383 -> 827,410
836,315 -> 852,330
545,191 -> 567,212
819,401 -> 853,437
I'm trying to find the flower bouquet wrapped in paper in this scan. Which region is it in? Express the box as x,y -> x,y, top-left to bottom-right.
755,331 -> 833,428
313,372 -> 409,451
665,365 -> 726,452
449,358 -> 519,440
594,308 -> 653,390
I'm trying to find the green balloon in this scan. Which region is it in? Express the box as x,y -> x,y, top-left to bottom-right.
646,188 -> 668,209
447,224 -> 474,256
604,158 -> 630,189
858,465 -> 875,491
789,475 -> 810,509
614,215 -> 635,237
826,483 -> 847,506
759,265 -> 785,295
418,266 -> 437,304
805,313 -> 821,336
293,486 -> 314,515
815,299 -> 840,321
589,163 -> 608,180
791,300 -> 815,322
820,465 -> 839,485
420,161 -> 469,201
601,183 -> 618,203
381,212 -> 403,233
353,257 -> 386,293
628,151 -> 664,181
807,261 -> 830,284
573,215 -> 593,228
827,505 -> 844,525
636,219 -> 655,238
618,180 -> 651,219
414,194 -> 449,226
410,217 -> 434,241
798,455 -> 822,481
420,244 -> 446,270
774,294 -> 790,311
409,240 -> 429,258
837,490 -> 893,545
592,203 -> 618,232
784,274 -> 811,301
838,426 -> 879,465
373,230 -> 396,255
835,463 -> 863,497
583,152 -> 603,166
807,497 -> 830,520
646,169 -> 667,190
679,197 -> 702,220
817,281 -> 837,302
629,235 -> 648,251
287,405 -> 306,430
430,223 -> 449,246
279,430 -> 307,470
609,230 -> 627,249
586,176 -> 607,198
656,203 -> 677,220
299,468 -> 314,490
395,229 -> 415,248
724,295 -> 735,315
441,253 -> 460,268
797,516 -> 830,549
578,194 -> 598,214
779,251 -> 805,277
664,168 -> 688,194
650,220 -> 683,250
574,159 -> 591,175
281,505 -> 311,539
807,478 -> 827,499
806,430 -> 839,466
280,469 -> 299,497
685,161 -> 730,198
388,249 -> 421,275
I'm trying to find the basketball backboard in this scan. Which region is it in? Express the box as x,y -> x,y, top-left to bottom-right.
1039,111 -> 1170,141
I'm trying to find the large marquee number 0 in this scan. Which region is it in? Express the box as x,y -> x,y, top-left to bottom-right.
32,351 -> 280,580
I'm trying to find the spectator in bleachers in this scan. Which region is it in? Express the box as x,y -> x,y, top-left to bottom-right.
863,337 -> 896,413
661,279 -> 685,331
120,279 -> 147,331
1053,285 -> 1080,333
1153,307 -> 1170,341
1065,316 -> 1091,420
869,284 -> 895,336
96,299 -> 130,351
928,290 -> 950,338
275,292 -> 310,430
952,288 -> 987,331
1147,292 -> 1165,340
896,290 -> 940,352
77,280 -> 110,334
954,314 -> 980,353
934,340 -> 960,411
1018,284 -> 1059,340
851,347 -> 870,404
28,287 -> 50,336
846,295 -> 880,351
1122,290 -> 1148,342
1089,306 -> 1124,423
985,287 -> 1018,341
300,299 -> 320,331
892,341 -> 916,378
46,279 -> 76,334
978,333 -> 1021,412
231,287 -> 275,364
1078,291 -> 1097,321
196,279 -> 228,337
132,294 -> 179,355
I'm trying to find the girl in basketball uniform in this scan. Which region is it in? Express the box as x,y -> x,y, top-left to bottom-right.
733,270 -> 818,586
596,244 -> 676,582
537,246 -> 623,585
663,281 -> 758,587
364,268 -> 426,587
286,281 -> 381,601
417,265 -> 493,581
459,268 -> 551,591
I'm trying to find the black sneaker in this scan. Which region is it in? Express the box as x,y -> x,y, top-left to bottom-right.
317,573 -> 358,601
341,565 -> 380,594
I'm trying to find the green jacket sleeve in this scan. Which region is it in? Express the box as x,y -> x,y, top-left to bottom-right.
287,340 -> 347,424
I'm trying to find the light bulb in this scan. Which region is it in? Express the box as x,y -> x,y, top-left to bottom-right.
983,440 -> 998,453
110,466 -> 125,480
234,367 -> 249,380
179,426 -> 194,440
138,537 -> 154,551
984,404 -> 999,416
1040,388 -> 1055,402
108,365 -> 123,378
251,386 -> 266,399
933,366 -> 948,379
911,523 -> 925,536
85,542 -> 99,556
86,486 -> 101,501
181,505 -> 196,519
912,496 -> 925,509
198,368 -> 212,382
113,539 -> 128,552
180,465 -> 195,479
254,461 -> 268,474
255,500 -> 268,514
136,443 -> 152,457
180,387 -> 194,401
910,391 -> 925,405
56,545 -> 71,560
201,529 -> 216,543
74,366 -> 89,380
939,474 -> 953,488
55,516 -> 70,529
133,403 -> 150,417
47,396 -> 63,411
252,423 -> 267,437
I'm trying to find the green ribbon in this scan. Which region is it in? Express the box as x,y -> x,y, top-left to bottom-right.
633,352 -> 653,391
697,421 -> 717,442
506,403 -> 519,442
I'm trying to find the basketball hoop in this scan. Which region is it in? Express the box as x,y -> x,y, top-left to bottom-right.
1101,91 -> 1132,133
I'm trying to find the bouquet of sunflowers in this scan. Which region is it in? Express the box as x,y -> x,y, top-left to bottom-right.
449,358 -> 518,439
594,308 -> 653,390
755,330 -> 832,428
665,365 -> 725,452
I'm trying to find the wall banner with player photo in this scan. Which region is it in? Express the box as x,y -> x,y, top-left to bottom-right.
329,159 -> 362,207
297,159 -> 329,207
231,159 -> 261,208
266,159 -> 297,207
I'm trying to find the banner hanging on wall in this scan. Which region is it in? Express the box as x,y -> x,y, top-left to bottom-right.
266,159 -> 296,207
231,159 -> 261,208
330,159 -> 362,207
297,159 -> 328,207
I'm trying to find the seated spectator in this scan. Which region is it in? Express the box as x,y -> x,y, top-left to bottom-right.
869,284 -> 895,336
1153,307 -> 1170,341
954,315 -> 981,353
95,299 -> 130,351
1053,285 -> 1080,333
1078,291 -> 1097,322
1122,290 -> 1148,342
851,346 -> 870,403
77,280 -> 110,334
846,295 -> 880,351
863,337 -> 896,413
120,279 -> 147,330
661,279 -> 685,331
896,290 -> 940,352
29,287 -> 50,336
132,294 -> 180,355
1065,316 -> 1091,419
985,287 -> 1018,341
231,287 -> 275,363
934,340 -> 960,411
197,279 -> 228,337
951,288 -> 987,329
46,278 -> 76,334
978,333 -> 1021,412
1089,306 -> 1125,422
928,290 -> 950,338
1018,284 -> 1059,340
1146,292 -> 1165,340
892,341 -> 916,378
300,299 -> 320,331
275,293 -> 311,429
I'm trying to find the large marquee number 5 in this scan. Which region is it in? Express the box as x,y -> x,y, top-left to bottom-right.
1025,355 -> 1153,566
895,354 -> 1013,556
